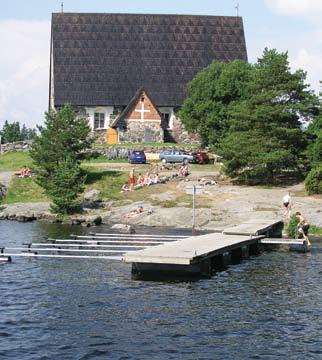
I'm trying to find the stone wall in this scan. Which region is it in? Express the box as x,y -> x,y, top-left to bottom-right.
0,141 -> 32,153
170,115 -> 201,144
119,122 -> 164,143
92,145 -> 203,160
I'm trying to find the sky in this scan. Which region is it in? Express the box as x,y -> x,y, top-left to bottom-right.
0,0 -> 321,128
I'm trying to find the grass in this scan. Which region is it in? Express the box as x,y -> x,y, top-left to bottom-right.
93,142 -> 200,149
310,225 -> 322,237
0,152 -> 33,171
83,155 -> 127,164
2,176 -> 48,204
83,167 -> 129,200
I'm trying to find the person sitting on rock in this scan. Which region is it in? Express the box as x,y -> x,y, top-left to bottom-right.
125,205 -> 145,218
178,163 -> 190,177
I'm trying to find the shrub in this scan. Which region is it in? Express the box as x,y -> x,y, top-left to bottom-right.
287,214 -> 298,238
305,165 -> 322,195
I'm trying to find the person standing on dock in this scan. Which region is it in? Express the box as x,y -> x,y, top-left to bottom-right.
282,191 -> 292,219
295,212 -> 311,246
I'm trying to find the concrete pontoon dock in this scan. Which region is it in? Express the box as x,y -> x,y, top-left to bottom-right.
124,220 -> 284,279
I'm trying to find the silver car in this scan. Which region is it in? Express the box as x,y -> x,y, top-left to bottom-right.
159,150 -> 197,163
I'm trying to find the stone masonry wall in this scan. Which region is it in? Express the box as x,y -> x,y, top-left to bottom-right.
170,115 -> 201,144
119,122 -> 164,143
0,141 -> 32,153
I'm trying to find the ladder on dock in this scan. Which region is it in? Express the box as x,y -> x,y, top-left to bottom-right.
0,233 -> 185,262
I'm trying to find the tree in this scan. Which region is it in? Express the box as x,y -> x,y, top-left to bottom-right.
305,100 -> 322,194
306,109 -> 322,167
0,121 -> 22,143
220,49 -> 318,184
30,105 -> 93,214
178,60 -> 253,148
0,121 -> 37,143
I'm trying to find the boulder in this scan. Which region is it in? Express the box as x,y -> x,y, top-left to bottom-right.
111,223 -> 136,233
83,189 -> 102,202
0,183 -> 7,200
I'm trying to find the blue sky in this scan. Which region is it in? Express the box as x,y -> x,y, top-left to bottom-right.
0,0 -> 321,128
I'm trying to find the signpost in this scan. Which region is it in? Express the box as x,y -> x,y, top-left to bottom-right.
185,185 -> 203,235
0,135 -> 2,156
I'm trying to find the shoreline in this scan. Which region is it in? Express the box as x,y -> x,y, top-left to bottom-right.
1,180 -> 321,233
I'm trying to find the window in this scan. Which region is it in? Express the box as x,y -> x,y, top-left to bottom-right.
94,113 -> 105,129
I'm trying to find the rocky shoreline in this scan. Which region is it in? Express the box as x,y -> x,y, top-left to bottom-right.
1,182 -> 321,232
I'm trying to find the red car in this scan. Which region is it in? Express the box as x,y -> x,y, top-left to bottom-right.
194,151 -> 209,164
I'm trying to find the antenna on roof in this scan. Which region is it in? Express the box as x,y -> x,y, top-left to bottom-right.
235,3 -> 239,17
61,2 -> 64,13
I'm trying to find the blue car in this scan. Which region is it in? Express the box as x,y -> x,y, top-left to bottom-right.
128,151 -> 146,164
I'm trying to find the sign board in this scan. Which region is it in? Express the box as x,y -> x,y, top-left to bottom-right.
185,185 -> 203,195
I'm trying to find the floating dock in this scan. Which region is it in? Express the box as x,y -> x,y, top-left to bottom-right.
124,220 -> 284,279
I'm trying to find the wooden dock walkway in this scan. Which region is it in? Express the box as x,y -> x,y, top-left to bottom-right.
124,220 -> 284,279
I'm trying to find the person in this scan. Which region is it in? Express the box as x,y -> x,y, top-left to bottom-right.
125,205 -> 144,218
282,191 -> 292,219
129,168 -> 135,190
15,166 -> 32,178
178,163 -> 190,177
295,211 -> 310,246
137,173 -> 145,186
121,183 -> 133,192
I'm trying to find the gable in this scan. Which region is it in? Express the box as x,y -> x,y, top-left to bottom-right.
51,13 -> 248,108
127,92 -> 161,123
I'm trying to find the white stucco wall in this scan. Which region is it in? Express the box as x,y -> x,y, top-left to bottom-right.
158,107 -> 175,129
85,106 -> 114,130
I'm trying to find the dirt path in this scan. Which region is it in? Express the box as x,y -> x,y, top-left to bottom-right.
0,171 -> 15,187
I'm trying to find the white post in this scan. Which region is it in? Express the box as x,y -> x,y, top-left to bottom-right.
0,135 -> 2,155
192,185 -> 196,235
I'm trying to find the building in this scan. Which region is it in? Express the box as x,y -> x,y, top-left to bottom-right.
49,13 -> 248,143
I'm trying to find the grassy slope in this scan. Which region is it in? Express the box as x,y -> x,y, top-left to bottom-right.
0,152 -> 33,171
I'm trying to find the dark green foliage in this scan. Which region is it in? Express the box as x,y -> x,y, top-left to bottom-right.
306,111 -> 322,167
30,105 -> 93,214
178,60 -> 253,148
0,121 -> 37,143
219,49 -> 317,184
287,214 -> 299,238
305,165 -> 322,195
47,157 -> 86,214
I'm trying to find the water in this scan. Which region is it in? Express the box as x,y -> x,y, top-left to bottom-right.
1,221 -> 322,360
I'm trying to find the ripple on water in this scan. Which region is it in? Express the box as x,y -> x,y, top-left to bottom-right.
1,221 -> 322,359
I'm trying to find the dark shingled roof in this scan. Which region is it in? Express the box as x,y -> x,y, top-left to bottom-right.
51,13 -> 248,107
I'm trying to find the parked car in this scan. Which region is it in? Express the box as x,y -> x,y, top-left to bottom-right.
159,150 -> 197,163
128,150 -> 146,164
193,151 -> 209,164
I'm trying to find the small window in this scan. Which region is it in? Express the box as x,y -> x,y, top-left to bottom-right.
94,113 -> 105,129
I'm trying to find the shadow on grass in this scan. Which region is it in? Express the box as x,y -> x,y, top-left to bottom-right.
85,170 -> 123,185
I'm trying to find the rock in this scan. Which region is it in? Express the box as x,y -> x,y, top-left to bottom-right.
83,189 -> 102,202
0,183 -> 7,200
84,215 -> 102,226
111,223 -> 136,233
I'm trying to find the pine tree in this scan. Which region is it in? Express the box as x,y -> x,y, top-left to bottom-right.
220,49 -> 318,184
30,105 -> 93,214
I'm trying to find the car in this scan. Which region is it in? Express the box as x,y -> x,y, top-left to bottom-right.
159,149 -> 197,163
128,150 -> 146,164
193,151 -> 209,164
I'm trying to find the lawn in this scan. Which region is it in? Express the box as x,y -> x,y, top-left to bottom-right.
2,176 -> 48,204
0,152 -> 33,171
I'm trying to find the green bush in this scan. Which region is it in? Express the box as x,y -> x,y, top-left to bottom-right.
305,165 -> 322,195
287,214 -> 298,238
